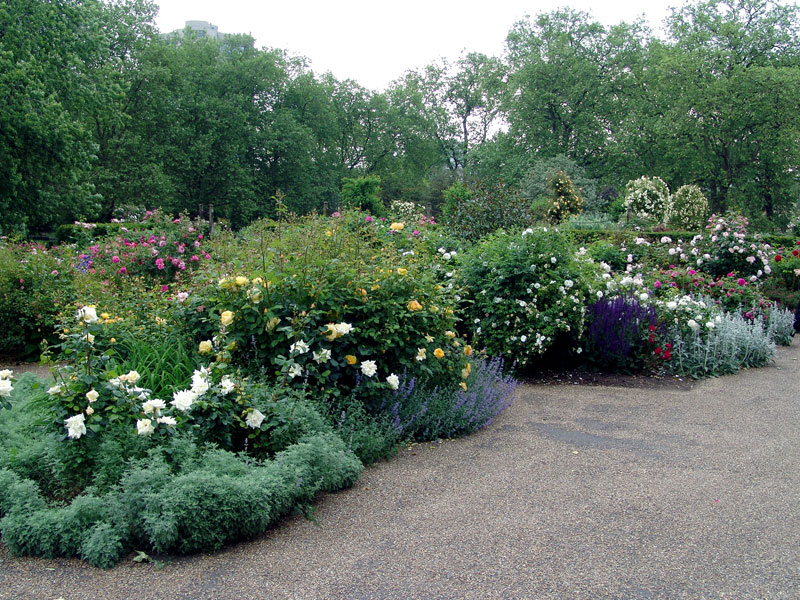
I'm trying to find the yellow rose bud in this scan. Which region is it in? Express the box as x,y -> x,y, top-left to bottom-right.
220,310 -> 235,326
219,278 -> 232,289
433,348 -> 445,359
100,312 -> 110,320
445,331 -> 455,338
265,316 -> 280,332
198,340 -> 212,354
464,345 -> 473,356
235,276 -> 249,287
110,337 -> 116,344
325,230 -> 333,237
345,355 -> 357,365
407,300 -> 422,311
460,382 -> 468,391
397,268 -> 408,276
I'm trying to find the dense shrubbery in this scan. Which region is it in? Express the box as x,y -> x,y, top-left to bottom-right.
442,180 -> 530,241
0,243 -> 75,359
459,227 -> 594,369
2,200 -> 798,568
623,176 -> 670,225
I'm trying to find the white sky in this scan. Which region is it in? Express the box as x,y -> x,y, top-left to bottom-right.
154,0 -> 681,91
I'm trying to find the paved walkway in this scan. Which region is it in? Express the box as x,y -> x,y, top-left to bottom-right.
2,345 -> 800,599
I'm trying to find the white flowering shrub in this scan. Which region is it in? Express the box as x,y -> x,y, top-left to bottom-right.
459,227 -> 591,368
623,176 -> 670,224
666,184 -> 709,230
389,200 -> 427,224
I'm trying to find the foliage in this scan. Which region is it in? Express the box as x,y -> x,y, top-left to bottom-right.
666,312 -> 775,378
459,227 -> 592,369
696,213 -> 773,279
624,176 -> 671,225
667,185 -> 709,230
443,179 -> 531,241
0,242 -> 76,359
380,356 -> 518,441
340,175 -> 385,216
546,170 -> 584,224
582,296 -> 661,372
190,213 -> 468,405
0,432 -> 362,567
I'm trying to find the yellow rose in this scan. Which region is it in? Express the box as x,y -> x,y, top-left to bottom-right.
100,312 -> 110,320
219,278 -> 233,289
445,331 -> 456,338
235,276 -> 249,287
325,230 -> 333,237
389,222 -> 405,231
397,268 -> 408,276
464,345 -> 473,356
265,316 -> 280,332
345,355 -> 357,365
198,340 -> 212,354
461,362 -> 472,379
252,277 -> 264,286
220,310 -> 235,326
324,323 -> 339,341
407,300 -> 422,311
460,382 -> 468,391
433,348 -> 445,359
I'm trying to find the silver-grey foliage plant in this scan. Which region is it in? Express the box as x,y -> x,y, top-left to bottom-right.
667,312 -> 776,378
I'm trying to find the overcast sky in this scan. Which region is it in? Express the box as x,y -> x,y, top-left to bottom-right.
154,0 -> 682,91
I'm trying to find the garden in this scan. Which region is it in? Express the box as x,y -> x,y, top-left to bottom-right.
0,172 -> 798,569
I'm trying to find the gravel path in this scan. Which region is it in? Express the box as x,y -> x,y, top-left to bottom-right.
2,345 -> 800,599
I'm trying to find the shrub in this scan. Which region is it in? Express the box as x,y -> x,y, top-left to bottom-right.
442,179 -> 530,241
459,227 -> 590,369
381,356 -> 518,441
522,155 -> 598,211
696,213 -> 772,279
547,171 -> 584,224
666,311 -> 775,378
624,176 -> 670,225
582,296 -> 660,372
667,185 -> 709,230
193,214 -> 468,403
340,175 -> 384,216
0,242 -> 76,359
72,209 -> 212,284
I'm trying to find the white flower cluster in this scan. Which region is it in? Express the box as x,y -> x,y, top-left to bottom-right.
0,369 -> 13,398
623,176 -> 670,224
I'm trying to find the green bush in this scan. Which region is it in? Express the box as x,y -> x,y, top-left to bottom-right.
0,433 -> 363,567
442,179 -> 531,241
459,227 -> 591,369
192,214 -> 469,405
0,242 -> 76,359
340,175 -> 384,216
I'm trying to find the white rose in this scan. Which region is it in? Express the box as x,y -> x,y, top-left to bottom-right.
65,413 -> 86,439
313,348 -> 332,364
171,389 -> 196,412
157,416 -> 177,426
361,360 -> 378,377
386,374 -> 400,390
287,363 -> 303,379
246,408 -> 265,429
0,369 -> 13,379
136,418 -> 155,436
76,306 -> 99,323
142,398 -> 166,415
86,389 -> 99,403
219,376 -> 236,396
0,379 -> 12,397
126,370 -> 141,384
290,340 -> 310,354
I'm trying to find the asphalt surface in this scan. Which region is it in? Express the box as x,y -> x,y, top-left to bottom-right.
2,344 -> 799,599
